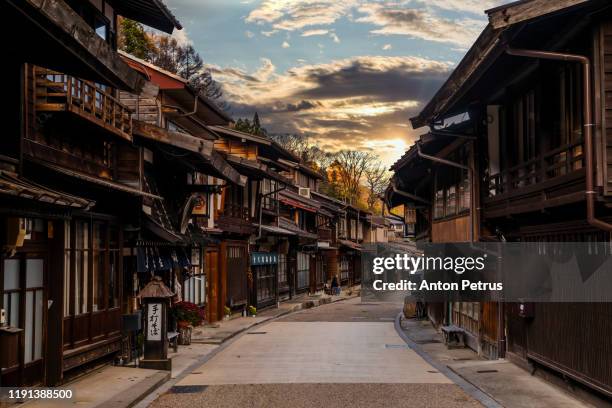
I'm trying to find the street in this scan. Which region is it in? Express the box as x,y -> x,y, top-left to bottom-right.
149,299 -> 482,408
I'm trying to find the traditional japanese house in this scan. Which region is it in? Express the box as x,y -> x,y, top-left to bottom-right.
385,126 -> 491,355
206,126 -> 298,317
366,216 -> 390,244
311,191 -> 347,288
276,187 -> 319,295
0,0 -> 180,386
399,0 -> 612,399
117,54 -> 245,323
336,205 -> 366,286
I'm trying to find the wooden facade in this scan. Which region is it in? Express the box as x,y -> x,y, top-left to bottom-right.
0,0 -> 180,387
389,0 -> 612,399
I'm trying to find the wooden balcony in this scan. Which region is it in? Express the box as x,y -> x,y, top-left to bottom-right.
35,68 -> 132,141
483,140 -> 586,218
217,204 -> 254,235
318,227 -> 332,242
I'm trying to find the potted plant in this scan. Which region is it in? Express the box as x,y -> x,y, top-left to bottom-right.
248,305 -> 257,317
172,301 -> 204,345
223,306 -> 231,320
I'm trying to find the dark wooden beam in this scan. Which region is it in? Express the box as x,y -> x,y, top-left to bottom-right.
133,120 -> 213,155
487,0 -> 589,30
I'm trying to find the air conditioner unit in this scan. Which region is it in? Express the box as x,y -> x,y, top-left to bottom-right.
298,187 -> 311,198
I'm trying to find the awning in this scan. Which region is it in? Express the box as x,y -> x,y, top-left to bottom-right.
133,120 -> 245,186
311,191 -> 346,216
254,224 -> 296,236
317,242 -> 337,250
4,0 -> 144,92
279,189 -> 320,213
136,245 -> 190,273
0,170 -> 94,209
142,171 -> 184,244
142,216 -> 184,244
225,155 -> 292,185
318,208 -> 335,218
279,217 -> 318,240
338,239 -> 363,251
29,159 -> 161,199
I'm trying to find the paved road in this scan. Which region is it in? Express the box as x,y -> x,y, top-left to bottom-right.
150,298 -> 481,408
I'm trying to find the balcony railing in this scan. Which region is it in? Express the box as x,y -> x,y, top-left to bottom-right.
486,139 -> 584,197
223,203 -> 250,220
35,67 -> 132,140
318,227 -> 332,242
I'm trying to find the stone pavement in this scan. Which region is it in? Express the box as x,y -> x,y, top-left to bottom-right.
18,343 -> 219,408
149,297 -> 482,408
399,317 -> 591,408
13,288 -> 359,408
191,286 -> 360,345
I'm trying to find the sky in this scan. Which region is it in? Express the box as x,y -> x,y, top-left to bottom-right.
163,0 -> 510,167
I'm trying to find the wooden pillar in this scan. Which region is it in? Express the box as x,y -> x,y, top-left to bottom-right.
45,219 -> 65,386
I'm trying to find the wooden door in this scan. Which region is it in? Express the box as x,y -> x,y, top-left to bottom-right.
225,242 -> 248,307
1,253 -> 47,386
481,302 -> 499,343
205,247 -> 220,322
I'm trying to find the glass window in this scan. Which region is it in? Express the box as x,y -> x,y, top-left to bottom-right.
4,259 -> 20,291
297,252 -> 309,289
278,254 -> 287,285
434,189 -> 445,219
459,174 -> 471,213
447,185 -> 457,216
26,259 -> 43,288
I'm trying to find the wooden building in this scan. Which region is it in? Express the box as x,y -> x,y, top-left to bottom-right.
116,54 -> 246,331
0,0 -> 180,386
390,0 -> 612,399
208,126 -> 298,316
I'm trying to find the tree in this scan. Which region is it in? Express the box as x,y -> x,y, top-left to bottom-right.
270,133 -> 310,159
333,150 -> 376,205
364,164 -> 390,212
118,23 -> 223,103
234,113 -> 268,136
148,36 -> 223,101
118,18 -> 155,60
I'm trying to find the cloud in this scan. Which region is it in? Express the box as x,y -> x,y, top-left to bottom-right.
302,29 -> 329,37
245,30 -> 255,38
243,0 -> 498,48
382,43 -> 392,50
261,29 -> 279,37
414,0 -> 508,15
245,0 -> 358,31
282,41 -> 291,48
209,55 -> 451,164
356,3 -> 484,47
172,28 -> 192,46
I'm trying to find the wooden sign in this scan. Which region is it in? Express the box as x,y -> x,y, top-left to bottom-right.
147,303 -> 162,341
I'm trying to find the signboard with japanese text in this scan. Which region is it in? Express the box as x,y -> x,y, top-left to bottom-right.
251,252 -> 278,266
147,303 -> 162,341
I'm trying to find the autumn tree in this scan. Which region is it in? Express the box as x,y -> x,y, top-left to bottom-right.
364,164 -> 390,212
270,133 -> 310,159
118,18 -> 155,59
148,36 -> 223,101
333,150 -> 376,205
118,20 -> 223,102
